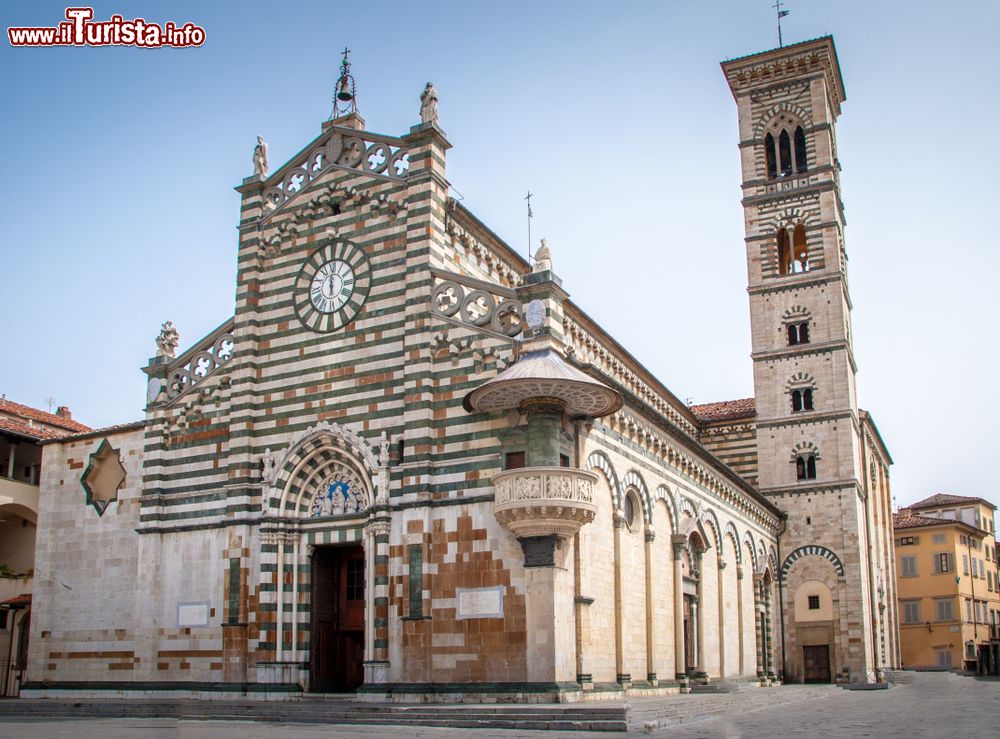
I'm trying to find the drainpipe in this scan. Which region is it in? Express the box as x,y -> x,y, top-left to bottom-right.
967,536 -> 979,671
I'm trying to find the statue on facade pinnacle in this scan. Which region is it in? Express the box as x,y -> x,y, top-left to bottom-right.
155,321 -> 180,358
252,135 -> 269,178
420,82 -> 438,125
532,238 -> 552,273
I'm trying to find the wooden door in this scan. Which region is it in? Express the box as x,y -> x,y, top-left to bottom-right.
802,644 -> 831,683
311,545 -> 365,692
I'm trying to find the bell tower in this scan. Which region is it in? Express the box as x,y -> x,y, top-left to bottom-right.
723,37 -> 892,683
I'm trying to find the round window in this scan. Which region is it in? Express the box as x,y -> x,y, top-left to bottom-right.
624,492 -> 636,530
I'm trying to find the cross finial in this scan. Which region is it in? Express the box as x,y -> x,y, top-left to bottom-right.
525,191 -> 534,262
772,0 -> 790,47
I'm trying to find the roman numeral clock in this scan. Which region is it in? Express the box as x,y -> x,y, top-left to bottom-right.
293,239 -> 372,333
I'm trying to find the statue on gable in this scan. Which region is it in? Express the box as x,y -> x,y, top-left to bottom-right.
155,321 -> 180,358
252,135 -> 269,178
420,82 -> 438,125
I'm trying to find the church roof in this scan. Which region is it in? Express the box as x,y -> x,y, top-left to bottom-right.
689,397 -> 756,422
908,493 -> 994,510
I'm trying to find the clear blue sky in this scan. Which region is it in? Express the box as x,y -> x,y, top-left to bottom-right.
2,1 -> 997,508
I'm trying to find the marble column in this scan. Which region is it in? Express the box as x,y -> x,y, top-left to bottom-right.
644,530 -> 657,684
694,551 -> 705,676
717,557 -> 727,678
754,575 -> 765,677
672,535 -> 686,679
363,517 -> 391,685
736,566 -> 745,676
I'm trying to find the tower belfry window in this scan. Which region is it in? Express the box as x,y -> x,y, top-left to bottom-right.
794,126 -> 807,172
792,224 -> 809,273
778,129 -> 792,176
787,321 -> 809,345
777,228 -> 791,275
796,454 -> 817,480
764,132 -> 777,179
791,388 -> 814,412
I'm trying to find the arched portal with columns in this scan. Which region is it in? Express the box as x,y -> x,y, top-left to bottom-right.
257,422 -> 390,693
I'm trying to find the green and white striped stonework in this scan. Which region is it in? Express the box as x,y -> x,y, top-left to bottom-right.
27,40 -> 897,697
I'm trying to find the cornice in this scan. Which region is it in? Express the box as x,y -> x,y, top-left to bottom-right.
755,409 -> 855,431
751,339 -> 858,375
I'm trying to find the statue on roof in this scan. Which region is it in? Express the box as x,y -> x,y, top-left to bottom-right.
420,82 -> 438,125
252,135 -> 269,178
533,238 -> 552,272
155,321 -> 180,358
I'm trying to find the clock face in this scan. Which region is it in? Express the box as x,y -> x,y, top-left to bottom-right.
310,260 -> 355,313
294,239 -> 372,333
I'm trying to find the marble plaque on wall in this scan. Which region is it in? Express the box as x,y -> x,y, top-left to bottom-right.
455,585 -> 505,619
177,602 -> 210,627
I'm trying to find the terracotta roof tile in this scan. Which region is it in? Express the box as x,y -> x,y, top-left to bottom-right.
0,415 -> 71,441
909,493 -> 992,509
893,513 -> 952,530
0,397 -> 91,434
41,420 -> 146,444
689,397 -> 756,422
0,593 -> 31,608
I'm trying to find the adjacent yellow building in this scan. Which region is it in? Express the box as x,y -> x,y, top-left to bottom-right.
893,494 -> 1000,673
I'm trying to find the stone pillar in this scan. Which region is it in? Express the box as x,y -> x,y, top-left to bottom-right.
520,536 -> 576,684
523,397 -> 565,467
612,511 -> 628,686
672,535 -> 686,679
754,575 -> 765,677
764,579 -> 775,678
645,530 -> 658,685
694,551 -> 705,677
736,566 -> 745,676
717,557 -> 727,678
363,517 -> 391,686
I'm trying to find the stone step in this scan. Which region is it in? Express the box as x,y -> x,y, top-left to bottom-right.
0,700 -> 629,732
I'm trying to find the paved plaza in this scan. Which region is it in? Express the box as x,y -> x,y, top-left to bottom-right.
0,673 -> 996,738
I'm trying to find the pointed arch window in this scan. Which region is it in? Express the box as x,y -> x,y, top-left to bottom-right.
763,123 -> 808,180
764,132 -> 777,179
778,129 -> 792,176
794,126 -> 807,172
792,224 -> 809,273
777,228 -> 791,275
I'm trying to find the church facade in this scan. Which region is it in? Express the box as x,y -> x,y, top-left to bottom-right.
24,36 -> 897,700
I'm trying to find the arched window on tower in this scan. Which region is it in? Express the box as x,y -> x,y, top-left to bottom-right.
794,126 -> 807,172
764,132 -> 777,179
787,321 -> 810,345
777,228 -> 791,275
792,224 -> 809,273
796,454 -> 817,480
791,388 -> 814,413
778,129 -> 792,176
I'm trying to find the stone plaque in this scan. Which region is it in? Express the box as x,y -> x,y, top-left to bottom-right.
177,602 -> 210,627
455,586 -> 504,619
524,300 -> 545,330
